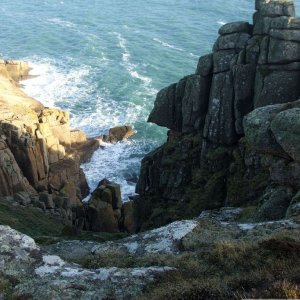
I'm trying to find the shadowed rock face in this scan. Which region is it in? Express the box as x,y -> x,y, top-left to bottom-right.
0,139 -> 35,196
0,60 -> 100,228
134,0 -> 300,231
0,61 -> 137,234
86,179 -> 135,233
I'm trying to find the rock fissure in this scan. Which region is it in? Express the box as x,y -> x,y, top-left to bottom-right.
0,61 -> 135,235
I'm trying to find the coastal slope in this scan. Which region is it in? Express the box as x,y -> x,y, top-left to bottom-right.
0,60 -> 99,231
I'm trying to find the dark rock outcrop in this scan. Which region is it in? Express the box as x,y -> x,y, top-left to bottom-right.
87,180 -> 134,233
134,0 -> 300,231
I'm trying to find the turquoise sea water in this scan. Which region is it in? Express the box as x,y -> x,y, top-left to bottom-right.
1,0 -> 300,199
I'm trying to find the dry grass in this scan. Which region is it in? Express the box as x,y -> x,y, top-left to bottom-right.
78,228 -> 300,300
136,233 -> 300,300
62,222 -> 300,299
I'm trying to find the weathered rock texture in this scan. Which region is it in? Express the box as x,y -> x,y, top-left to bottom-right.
102,125 -> 135,143
0,225 -> 174,300
2,208 -> 299,299
135,0 -> 300,231
0,60 -> 100,228
86,179 -> 135,233
0,60 -> 138,234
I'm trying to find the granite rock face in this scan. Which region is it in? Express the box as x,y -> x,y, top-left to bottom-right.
87,180 -> 134,233
135,0 -> 300,230
0,60 -> 100,228
0,59 -> 138,234
0,225 -> 174,300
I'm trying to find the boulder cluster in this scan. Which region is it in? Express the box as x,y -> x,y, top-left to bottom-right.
88,179 -> 134,233
134,0 -> 300,230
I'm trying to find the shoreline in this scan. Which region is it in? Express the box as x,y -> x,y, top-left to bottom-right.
19,60 -> 142,200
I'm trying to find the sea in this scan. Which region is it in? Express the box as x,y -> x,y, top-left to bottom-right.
1,0 -> 299,200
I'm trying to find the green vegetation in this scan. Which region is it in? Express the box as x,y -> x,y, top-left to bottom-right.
0,199 -> 126,244
237,206 -> 257,222
226,147 -> 269,207
77,228 -> 300,300
0,276 -> 12,295
36,230 -> 126,245
0,199 -> 64,238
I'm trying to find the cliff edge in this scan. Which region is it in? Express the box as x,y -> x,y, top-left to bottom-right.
0,60 -> 99,230
134,0 -> 300,230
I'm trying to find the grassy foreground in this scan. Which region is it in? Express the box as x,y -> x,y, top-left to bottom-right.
78,223 -> 300,300
0,199 -> 126,244
0,200 -> 64,237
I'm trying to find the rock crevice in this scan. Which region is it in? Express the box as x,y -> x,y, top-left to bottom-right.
0,60 -> 100,228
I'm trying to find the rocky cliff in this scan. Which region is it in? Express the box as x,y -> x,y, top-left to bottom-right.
0,60 -> 99,229
134,0 -> 300,230
0,60 -> 137,235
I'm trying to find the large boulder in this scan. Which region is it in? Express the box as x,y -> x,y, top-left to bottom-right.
103,125 -> 135,143
121,200 -> 135,233
243,103 -> 287,156
268,37 -> 300,63
213,33 -> 251,51
233,64 -> 256,134
195,53 -> 213,76
148,74 -> 211,133
148,83 -> 177,130
181,75 -> 210,132
255,0 -> 295,17
218,21 -> 253,35
87,180 -> 124,232
253,66 -> 300,108
204,71 -> 237,145
88,198 -> 119,233
254,186 -> 293,221
270,107 -> 300,161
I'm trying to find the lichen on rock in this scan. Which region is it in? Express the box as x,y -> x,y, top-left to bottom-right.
134,0 -> 300,230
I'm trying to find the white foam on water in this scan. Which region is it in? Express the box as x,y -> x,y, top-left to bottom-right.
69,84 -> 147,138
20,56 -> 155,200
81,140 -> 144,200
47,17 -> 76,29
189,52 -> 199,58
112,32 -> 153,86
217,20 -> 226,26
21,58 -> 92,109
153,37 -> 184,52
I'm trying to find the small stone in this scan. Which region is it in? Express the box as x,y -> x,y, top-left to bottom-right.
39,192 -> 55,209
14,192 -> 32,206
